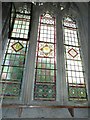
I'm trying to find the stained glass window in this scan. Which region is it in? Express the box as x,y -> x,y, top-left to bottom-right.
34,13 -> 56,101
0,3 -> 31,99
63,17 -> 87,101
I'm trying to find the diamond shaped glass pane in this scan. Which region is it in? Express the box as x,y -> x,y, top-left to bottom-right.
11,42 -> 24,52
39,43 -> 54,57
40,44 -> 53,56
68,48 -> 78,58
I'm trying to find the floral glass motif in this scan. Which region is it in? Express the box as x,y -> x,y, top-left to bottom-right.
63,16 -> 87,101
34,13 -> 56,101
11,42 -> 24,52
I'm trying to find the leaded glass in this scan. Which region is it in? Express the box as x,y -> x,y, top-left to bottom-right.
34,83 -> 56,100
0,83 -> 20,97
11,13 -> 30,39
34,13 -> 56,101
1,3 -> 31,99
63,16 -> 87,101
11,42 -> 24,52
1,39 -> 29,98
9,3 -> 31,40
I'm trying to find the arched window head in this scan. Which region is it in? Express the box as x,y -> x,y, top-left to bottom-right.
34,13 -> 57,101
63,16 -> 88,101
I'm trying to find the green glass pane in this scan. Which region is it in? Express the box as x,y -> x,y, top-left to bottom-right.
3,66 -> 8,72
7,73 -> 12,79
10,55 -> 16,60
22,25 -> 26,29
25,30 -> 28,34
15,55 -> 19,59
40,76 -> 45,82
41,70 -> 45,75
14,61 -> 19,66
17,73 -> 23,80
19,56 -> 24,61
13,67 -> 23,73
7,72 -> 22,81
51,64 -> 54,69
19,61 -> 24,66
69,87 -> 78,97
0,83 -> 6,94
50,76 -> 54,82
36,75 -> 40,81
3,83 -> 20,96
78,88 -> 86,98
11,33 -> 16,37
37,69 -> 41,75
8,67 -> 23,80
5,60 -> 9,65
6,54 -> 11,59
42,58 -> 47,63
46,76 -> 50,82
51,70 -> 54,76
37,63 -> 41,68
14,24 -> 17,28
46,64 -> 51,68
47,58 -> 50,63
8,67 -> 13,72
11,73 -> 17,79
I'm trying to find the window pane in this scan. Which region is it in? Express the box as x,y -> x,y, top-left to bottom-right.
34,13 -> 56,101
